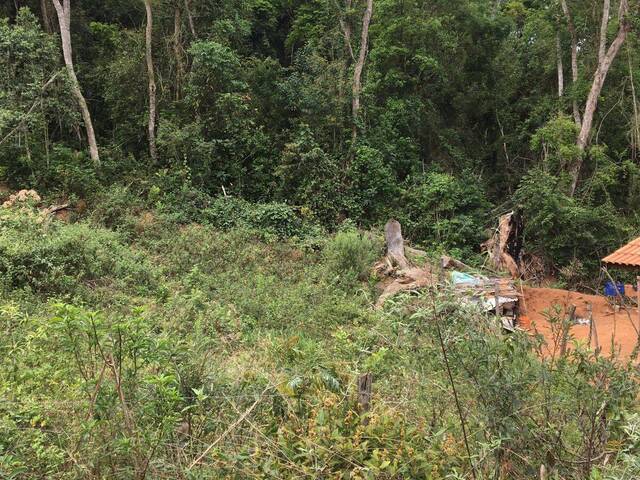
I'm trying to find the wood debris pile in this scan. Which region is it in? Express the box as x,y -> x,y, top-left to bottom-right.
375,219 -> 521,329
2,189 -> 41,208
481,211 -> 522,279
1,189 -> 71,223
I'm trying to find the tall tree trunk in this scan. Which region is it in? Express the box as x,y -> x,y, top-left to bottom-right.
560,0 -> 582,127
569,0 -> 630,195
144,0 -> 158,163
173,3 -> 185,101
556,31 -> 564,98
351,0 -> 373,145
51,0 -> 100,165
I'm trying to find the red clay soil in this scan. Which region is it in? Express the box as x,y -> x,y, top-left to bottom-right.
520,286 -> 640,361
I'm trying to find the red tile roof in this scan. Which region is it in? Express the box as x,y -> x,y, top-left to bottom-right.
603,237 -> 640,267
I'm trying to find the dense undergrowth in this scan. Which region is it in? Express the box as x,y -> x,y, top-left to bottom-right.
1,195 -> 640,479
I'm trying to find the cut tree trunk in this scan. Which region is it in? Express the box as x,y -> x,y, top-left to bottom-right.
51,0 -> 100,166
384,219 -> 409,269
481,212 -> 521,278
144,0 -> 158,163
375,219 -> 436,308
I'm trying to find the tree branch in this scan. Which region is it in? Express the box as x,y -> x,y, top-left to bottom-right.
0,70 -> 63,147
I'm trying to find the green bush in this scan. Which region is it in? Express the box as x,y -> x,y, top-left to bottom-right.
203,196 -> 314,238
400,171 -> 491,254
324,229 -> 381,284
87,183 -> 145,232
0,207 -> 154,295
514,169 -> 629,278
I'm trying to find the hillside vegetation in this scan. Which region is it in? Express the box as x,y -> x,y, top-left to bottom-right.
1,200 -> 640,479
3,1 -> 640,478
1,2 -> 640,282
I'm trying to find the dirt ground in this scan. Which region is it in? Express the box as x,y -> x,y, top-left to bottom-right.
519,286 -> 640,360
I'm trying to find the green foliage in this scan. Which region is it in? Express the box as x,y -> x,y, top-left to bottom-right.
276,123 -> 343,223
324,228 -> 381,285
1,204 -> 639,478
531,114 -> 582,175
0,0 -> 638,284
515,169 -> 629,276
0,207 -> 154,295
401,171 -> 491,254
0,8 -> 77,188
202,196 -> 311,238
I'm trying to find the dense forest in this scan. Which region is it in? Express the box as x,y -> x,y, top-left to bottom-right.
3,1 -> 640,479
0,0 -> 638,277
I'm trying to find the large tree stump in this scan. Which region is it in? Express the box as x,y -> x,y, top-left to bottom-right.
375,219 -> 435,308
384,219 -> 409,270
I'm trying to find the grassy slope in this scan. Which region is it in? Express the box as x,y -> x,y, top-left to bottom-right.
1,205 -> 639,479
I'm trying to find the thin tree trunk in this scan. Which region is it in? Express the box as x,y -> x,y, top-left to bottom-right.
144,0 -> 158,163
628,48 -> 639,161
40,0 -> 54,33
184,0 -> 196,38
570,0 -> 630,195
560,0 -> 582,127
556,31 -> 564,98
598,0 -> 611,64
173,3 -> 185,101
351,0 -> 373,144
51,0 -> 100,166
338,0 -> 355,64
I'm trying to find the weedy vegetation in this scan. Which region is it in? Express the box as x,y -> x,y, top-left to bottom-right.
1,201 -> 639,479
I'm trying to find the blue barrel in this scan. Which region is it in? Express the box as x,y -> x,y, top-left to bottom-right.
604,281 -> 625,297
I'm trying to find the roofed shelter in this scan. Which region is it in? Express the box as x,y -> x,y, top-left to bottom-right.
602,237 -> 640,269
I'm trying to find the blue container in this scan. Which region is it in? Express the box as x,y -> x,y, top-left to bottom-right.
604,281 -> 625,297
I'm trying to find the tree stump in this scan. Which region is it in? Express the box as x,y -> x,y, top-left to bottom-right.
357,372 -> 373,425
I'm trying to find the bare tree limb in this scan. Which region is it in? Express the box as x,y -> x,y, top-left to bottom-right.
187,386 -> 271,469
571,0 -> 630,195
556,31 -> 564,98
337,0 -> 355,62
184,0 -> 196,38
0,70 -> 63,147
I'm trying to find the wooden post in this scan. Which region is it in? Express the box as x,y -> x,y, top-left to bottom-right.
587,302 -> 594,348
357,372 -> 372,425
592,312 -> 600,355
560,305 -> 576,358
636,275 -> 640,343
